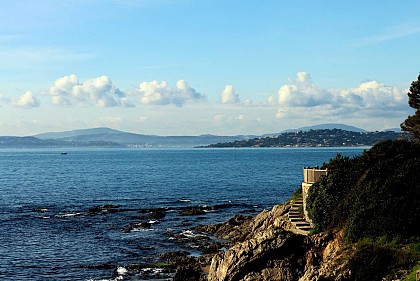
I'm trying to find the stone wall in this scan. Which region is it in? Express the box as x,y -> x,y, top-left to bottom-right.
302,168 -> 327,224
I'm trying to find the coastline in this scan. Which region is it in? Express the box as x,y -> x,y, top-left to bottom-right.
166,198 -> 312,280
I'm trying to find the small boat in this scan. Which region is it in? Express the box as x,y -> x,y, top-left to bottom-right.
61,152 -> 67,155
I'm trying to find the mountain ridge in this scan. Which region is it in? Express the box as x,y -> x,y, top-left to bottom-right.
280,123 -> 367,133
34,123 -> 369,141
33,127 -> 254,147
0,124 -> 400,148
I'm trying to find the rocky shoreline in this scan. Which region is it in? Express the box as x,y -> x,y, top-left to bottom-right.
71,193 -> 414,280
162,197 -> 411,281
162,199 -> 325,281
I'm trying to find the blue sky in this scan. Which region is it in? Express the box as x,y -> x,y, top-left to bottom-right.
0,0 -> 419,136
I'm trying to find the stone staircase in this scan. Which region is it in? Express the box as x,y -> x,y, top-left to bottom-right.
288,196 -> 312,235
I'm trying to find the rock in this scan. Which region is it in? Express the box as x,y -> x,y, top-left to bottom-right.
137,208 -> 167,219
159,251 -> 192,264
160,252 -> 207,281
174,265 -> 206,281
198,241 -> 224,255
122,221 -> 154,232
196,214 -> 253,244
87,204 -> 121,214
208,229 -> 307,281
180,206 -> 214,216
147,210 -> 166,219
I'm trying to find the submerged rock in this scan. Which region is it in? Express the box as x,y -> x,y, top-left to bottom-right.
179,206 -> 214,216
122,221 -> 157,232
87,204 -> 121,215
160,251 -> 207,281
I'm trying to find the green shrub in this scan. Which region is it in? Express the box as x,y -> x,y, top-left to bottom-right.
307,139 -> 420,241
347,243 -> 392,281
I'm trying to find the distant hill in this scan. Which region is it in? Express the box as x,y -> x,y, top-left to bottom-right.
33,127 -> 254,148
34,127 -> 126,139
280,123 -> 367,134
382,127 -> 401,132
3,124 -> 401,148
201,129 -> 404,148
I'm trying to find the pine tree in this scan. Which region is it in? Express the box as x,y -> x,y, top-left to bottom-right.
401,74 -> 420,139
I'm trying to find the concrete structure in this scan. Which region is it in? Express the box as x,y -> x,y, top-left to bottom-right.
302,167 -> 328,224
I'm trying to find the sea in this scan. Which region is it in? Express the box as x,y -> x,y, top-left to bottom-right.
0,147 -> 366,281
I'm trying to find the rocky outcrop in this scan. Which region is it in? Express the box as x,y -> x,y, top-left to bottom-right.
203,200 -> 356,281
208,229 -> 307,281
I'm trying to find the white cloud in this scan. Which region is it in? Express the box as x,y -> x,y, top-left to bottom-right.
274,72 -> 409,119
278,72 -> 329,107
220,85 -> 240,104
132,79 -> 206,107
48,74 -> 133,107
12,91 -> 40,108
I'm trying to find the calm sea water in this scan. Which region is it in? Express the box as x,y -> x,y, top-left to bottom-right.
0,147 -> 365,280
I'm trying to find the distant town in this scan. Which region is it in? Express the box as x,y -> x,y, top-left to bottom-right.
199,129 -> 404,148
0,125 -> 403,148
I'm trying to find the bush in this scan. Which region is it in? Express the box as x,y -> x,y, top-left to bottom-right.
347,243 -> 392,281
307,139 -> 420,241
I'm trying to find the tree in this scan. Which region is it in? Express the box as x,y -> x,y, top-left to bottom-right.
401,74 -> 420,139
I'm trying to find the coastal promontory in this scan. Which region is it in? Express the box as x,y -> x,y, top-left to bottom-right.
176,138 -> 420,281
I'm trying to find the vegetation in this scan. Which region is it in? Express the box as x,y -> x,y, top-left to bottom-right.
201,129 -> 402,148
307,139 -> 420,240
347,237 -> 420,281
401,74 -> 420,139
306,139 -> 420,280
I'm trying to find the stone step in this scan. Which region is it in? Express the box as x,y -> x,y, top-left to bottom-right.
288,212 -> 301,216
298,226 -> 312,231
290,207 -> 301,211
295,222 -> 311,227
289,215 -> 303,219
290,218 -> 305,222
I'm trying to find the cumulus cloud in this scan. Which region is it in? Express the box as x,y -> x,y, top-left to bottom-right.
274,72 -> 409,119
13,91 -> 40,108
220,85 -> 240,104
278,72 -> 329,107
48,74 -> 133,107
132,80 -> 205,106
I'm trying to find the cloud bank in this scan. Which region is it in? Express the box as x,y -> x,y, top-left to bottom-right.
0,72 -> 411,135
274,72 -> 408,119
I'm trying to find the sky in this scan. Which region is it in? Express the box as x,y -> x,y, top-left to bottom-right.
0,0 -> 419,136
